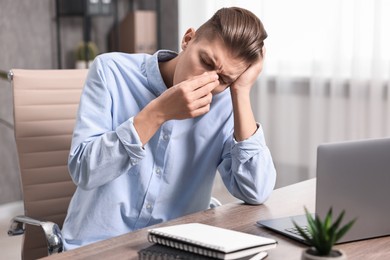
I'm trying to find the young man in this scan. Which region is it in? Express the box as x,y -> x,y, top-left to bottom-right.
62,7 -> 276,249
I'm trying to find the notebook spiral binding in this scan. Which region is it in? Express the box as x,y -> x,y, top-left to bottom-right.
139,244 -> 215,260
148,233 -> 221,258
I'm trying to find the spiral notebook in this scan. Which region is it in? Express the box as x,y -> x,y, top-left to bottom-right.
147,223 -> 277,260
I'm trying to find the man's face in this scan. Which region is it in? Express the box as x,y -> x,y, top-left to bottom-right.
174,31 -> 249,95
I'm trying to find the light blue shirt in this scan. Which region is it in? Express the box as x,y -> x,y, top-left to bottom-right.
62,51 -> 276,250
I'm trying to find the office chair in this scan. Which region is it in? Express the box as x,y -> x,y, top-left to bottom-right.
7,69 -> 221,259
7,69 -> 88,259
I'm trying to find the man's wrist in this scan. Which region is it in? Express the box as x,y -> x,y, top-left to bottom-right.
230,84 -> 252,96
230,87 -> 251,104
133,100 -> 166,145
145,99 -> 167,125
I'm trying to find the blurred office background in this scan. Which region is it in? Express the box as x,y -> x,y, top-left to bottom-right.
1,0 -> 389,258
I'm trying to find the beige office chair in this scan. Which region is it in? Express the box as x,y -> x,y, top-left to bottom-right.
7,68 -> 222,260
7,69 -> 88,260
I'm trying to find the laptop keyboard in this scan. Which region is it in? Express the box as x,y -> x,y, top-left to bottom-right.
285,226 -> 311,237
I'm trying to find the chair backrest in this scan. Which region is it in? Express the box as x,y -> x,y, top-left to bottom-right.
11,69 -> 88,260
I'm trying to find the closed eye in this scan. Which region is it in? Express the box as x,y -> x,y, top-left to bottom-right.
201,57 -> 214,70
218,77 -> 226,85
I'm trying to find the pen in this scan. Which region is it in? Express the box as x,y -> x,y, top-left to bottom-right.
249,251 -> 268,260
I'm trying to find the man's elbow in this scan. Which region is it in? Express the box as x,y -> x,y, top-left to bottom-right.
68,157 -> 96,191
243,190 -> 272,205
245,174 -> 276,205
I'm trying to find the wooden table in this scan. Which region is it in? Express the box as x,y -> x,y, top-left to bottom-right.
42,179 -> 390,259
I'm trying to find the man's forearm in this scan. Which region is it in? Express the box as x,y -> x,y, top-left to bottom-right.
133,99 -> 165,146
230,89 -> 257,141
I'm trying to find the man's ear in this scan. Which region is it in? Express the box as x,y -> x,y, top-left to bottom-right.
181,28 -> 196,50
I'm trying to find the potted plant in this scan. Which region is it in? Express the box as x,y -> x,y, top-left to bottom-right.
75,41 -> 99,69
293,207 -> 356,260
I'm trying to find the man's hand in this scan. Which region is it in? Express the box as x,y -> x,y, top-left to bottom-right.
230,56 -> 264,95
134,72 -> 219,145
155,72 -> 219,121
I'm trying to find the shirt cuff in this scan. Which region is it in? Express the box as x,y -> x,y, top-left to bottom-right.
231,123 -> 267,163
115,116 -> 146,165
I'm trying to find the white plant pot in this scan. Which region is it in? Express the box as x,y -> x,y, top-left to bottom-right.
75,60 -> 93,69
302,248 -> 347,260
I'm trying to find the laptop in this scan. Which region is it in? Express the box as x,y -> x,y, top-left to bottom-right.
258,138 -> 390,244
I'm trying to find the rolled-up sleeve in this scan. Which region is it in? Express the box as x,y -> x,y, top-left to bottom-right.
217,124 -> 276,204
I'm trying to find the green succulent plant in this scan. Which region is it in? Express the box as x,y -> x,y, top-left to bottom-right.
293,207 -> 356,256
75,41 -> 99,61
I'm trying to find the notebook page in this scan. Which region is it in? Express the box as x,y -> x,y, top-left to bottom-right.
148,223 -> 276,253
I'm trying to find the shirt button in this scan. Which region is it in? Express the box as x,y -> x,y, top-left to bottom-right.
163,134 -> 169,141
155,168 -> 161,175
146,203 -> 152,210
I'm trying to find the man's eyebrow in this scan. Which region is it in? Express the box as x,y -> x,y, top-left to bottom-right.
200,51 -> 234,83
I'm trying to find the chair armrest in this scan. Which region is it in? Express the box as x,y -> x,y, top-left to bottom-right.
8,215 -> 64,255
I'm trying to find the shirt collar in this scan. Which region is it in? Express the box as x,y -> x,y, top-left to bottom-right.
145,50 -> 178,96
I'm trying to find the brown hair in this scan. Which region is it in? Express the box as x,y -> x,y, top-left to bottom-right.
195,7 -> 267,63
